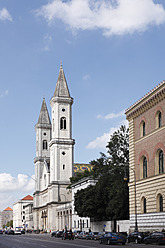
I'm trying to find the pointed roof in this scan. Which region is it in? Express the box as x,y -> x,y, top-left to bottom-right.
22,195 -> 33,201
54,64 -> 71,98
4,207 -> 13,211
37,98 -> 51,125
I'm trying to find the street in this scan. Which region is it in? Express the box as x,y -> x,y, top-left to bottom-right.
0,234 -> 164,248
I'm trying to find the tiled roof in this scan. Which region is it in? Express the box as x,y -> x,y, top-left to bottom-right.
4,207 -> 13,211
22,195 -> 33,201
73,164 -> 93,173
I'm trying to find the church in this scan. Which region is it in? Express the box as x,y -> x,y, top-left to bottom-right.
33,64 -> 75,231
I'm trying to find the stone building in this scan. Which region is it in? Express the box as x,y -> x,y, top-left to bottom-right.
125,81 -> 165,231
24,203 -> 33,230
13,195 -> 33,229
0,207 -> 13,229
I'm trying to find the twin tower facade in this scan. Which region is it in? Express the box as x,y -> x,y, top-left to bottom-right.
33,65 -> 75,230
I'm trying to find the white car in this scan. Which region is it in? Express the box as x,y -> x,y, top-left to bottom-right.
14,230 -> 21,235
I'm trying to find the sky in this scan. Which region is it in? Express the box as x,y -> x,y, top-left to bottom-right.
1,0 -> 165,211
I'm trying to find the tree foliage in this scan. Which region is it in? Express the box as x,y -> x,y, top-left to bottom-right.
74,125 -> 129,221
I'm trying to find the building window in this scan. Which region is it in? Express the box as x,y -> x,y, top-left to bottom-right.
159,150 -> 164,174
60,117 -> 66,130
141,197 -> 147,213
78,220 -> 79,228
143,122 -> 145,136
44,174 -> 46,186
143,157 -> 147,178
63,164 -> 65,170
159,112 -> 162,128
140,120 -> 146,137
143,198 -> 146,213
74,221 -> 76,228
43,140 -> 47,150
83,220 -> 84,228
160,195 -> 163,212
157,194 -> 163,212
87,219 -> 88,228
53,118 -> 54,132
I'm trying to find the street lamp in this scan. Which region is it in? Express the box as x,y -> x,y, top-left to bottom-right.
124,167 -> 138,232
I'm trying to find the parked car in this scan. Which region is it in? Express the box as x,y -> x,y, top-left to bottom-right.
86,232 -> 99,240
78,231 -> 88,239
14,229 -> 21,235
143,232 -> 165,245
73,230 -> 81,238
99,232 -> 126,245
8,230 -> 14,235
94,231 -> 105,240
126,231 -> 149,244
51,231 -> 57,237
62,230 -> 74,240
0,230 -> 3,234
55,231 -> 63,237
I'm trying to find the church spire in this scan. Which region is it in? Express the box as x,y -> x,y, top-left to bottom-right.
37,98 -> 51,125
54,64 -> 71,98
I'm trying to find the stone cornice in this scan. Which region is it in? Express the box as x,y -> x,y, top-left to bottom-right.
135,125 -> 165,144
34,157 -> 50,163
33,200 -> 71,210
128,171 -> 165,187
49,138 -> 75,147
50,96 -> 73,106
35,123 -> 52,130
125,82 -> 165,120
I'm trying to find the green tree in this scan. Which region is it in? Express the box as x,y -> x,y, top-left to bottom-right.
74,125 -> 129,221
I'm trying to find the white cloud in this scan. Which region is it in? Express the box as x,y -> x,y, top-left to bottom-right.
97,110 -> 125,120
0,8 -> 12,22
83,74 -> 91,80
0,173 -> 35,210
86,119 -> 128,149
0,173 -> 35,192
42,33 -> 53,51
35,0 -> 165,36
0,90 -> 8,99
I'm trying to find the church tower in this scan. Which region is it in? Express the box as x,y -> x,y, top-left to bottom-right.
34,98 -> 52,191
49,64 -> 75,194
33,64 -> 75,231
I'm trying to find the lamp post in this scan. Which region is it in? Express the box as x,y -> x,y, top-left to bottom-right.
124,167 -> 138,232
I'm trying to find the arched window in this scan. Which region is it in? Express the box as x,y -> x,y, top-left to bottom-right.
140,120 -> 146,137
143,157 -> 147,178
159,150 -> 164,174
160,195 -> 163,212
43,140 -> 47,150
141,197 -> 147,213
44,174 -> 46,186
157,194 -> 163,212
143,122 -> 145,136
60,117 -> 66,130
159,112 -> 162,128
143,198 -> 146,213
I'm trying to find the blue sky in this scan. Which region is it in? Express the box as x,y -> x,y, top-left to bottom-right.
1,0 -> 165,210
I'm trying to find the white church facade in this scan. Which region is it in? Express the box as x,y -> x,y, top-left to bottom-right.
33,64 -> 75,231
